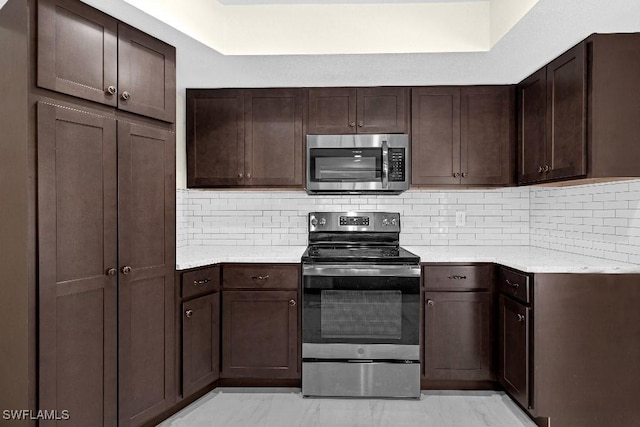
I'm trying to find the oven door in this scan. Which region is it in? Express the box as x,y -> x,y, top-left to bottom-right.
302,264 -> 420,361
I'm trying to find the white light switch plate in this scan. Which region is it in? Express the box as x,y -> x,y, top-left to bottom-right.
455,211 -> 466,227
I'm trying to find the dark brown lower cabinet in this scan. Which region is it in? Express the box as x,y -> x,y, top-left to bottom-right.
37,102 -> 175,427
182,292 -> 220,397
424,291 -> 493,381
498,294 -> 530,409
222,290 -> 299,379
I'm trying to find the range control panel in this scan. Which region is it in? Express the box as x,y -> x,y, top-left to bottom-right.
309,212 -> 401,233
339,216 -> 370,226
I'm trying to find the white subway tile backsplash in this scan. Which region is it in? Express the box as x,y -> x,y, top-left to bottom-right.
178,179 -> 640,264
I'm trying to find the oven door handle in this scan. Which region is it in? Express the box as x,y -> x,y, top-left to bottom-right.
303,264 -> 420,277
382,140 -> 389,189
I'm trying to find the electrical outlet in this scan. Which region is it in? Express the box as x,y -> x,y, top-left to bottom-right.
455,211 -> 466,227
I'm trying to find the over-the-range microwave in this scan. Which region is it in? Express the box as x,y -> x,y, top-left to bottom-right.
305,134 -> 410,195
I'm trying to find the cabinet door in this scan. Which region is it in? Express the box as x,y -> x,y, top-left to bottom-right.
186,89 -> 245,187
518,68 -> 547,184
308,87 -> 357,134
37,0 -> 118,106
244,89 -> 304,186
411,87 -> 461,185
222,290 -> 299,379
423,292 -> 493,381
37,103 -> 118,427
461,86 -> 513,185
117,24 -> 176,122
356,87 -> 409,133
546,43 -> 587,181
182,293 -> 220,398
118,122 -> 175,426
498,295 -> 530,410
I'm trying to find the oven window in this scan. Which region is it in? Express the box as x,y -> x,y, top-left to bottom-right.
309,148 -> 381,182
321,290 -> 402,340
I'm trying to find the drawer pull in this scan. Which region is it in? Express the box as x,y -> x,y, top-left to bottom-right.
506,279 -> 520,288
448,275 -> 467,280
251,275 -> 270,281
193,278 -> 211,286
517,313 -> 525,323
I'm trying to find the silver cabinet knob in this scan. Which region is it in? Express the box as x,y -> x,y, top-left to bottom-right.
122,266 -> 132,275
238,173 -> 243,178
453,172 -> 461,178
106,86 -> 117,96
358,121 -> 364,127
246,173 -> 251,179
461,172 -> 467,178
121,91 -> 131,101
289,299 -> 296,307
517,313 -> 525,323
106,268 -> 117,276
543,165 -> 551,172
427,299 -> 434,306
185,310 -> 193,318
349,122 -> 356,128
538,166 -> 544,173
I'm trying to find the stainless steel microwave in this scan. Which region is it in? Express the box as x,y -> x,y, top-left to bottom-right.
306,134 -> 410,194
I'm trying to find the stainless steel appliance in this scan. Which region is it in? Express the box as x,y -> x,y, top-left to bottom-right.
301,212 -> 421,398
305,134 -> 410,194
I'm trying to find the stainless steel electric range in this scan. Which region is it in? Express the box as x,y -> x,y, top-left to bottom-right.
301,212 -> 421,398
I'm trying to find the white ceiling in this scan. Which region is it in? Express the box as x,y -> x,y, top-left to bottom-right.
219,0 -> 486,4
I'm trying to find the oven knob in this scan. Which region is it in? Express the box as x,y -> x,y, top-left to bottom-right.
382,218 -> 389,226
310,217 -> 318,227
390,218 -> 397,226
319,218 -> 327,226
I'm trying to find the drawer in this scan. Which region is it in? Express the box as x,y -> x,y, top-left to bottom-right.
222,264 -> 300,290
422,264 -> 494,291
182,265 -> 220,299
498,267 -> 531,304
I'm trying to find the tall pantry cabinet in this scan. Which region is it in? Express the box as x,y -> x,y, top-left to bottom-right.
0,0 -> 176,426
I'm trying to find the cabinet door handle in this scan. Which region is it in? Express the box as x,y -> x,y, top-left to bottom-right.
506,279 -> 519,288
358,121 -> 364,127
461,172 -> 467,178
105,85 -> 117,96
185,309 -> 193,318
448,275 -> 467,280
193,278 -> 211,286
517,313 -> 525,323
349,122 -> 356,128
538,166 -> 544,173
121,91 -> 131,101
289,299 -> 296,307
250,274 -> 270,280
121,266 -> 132,275
453,172 -> 461,178
543,165 -> 551,172
237,173 -> 243,179
246,173 -> 251,179
106,268 -> 117,276
426,299 -> 434,306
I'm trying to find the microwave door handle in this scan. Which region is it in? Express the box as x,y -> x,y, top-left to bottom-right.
382,140 -> 389,189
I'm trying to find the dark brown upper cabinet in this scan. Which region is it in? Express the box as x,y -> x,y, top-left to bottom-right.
519,34 -> 640,185
307,87 -> 409,134
187,88 -> 304,188
518,43 -> 586,184
37,0 -> 176,122
412,86 -> 514,186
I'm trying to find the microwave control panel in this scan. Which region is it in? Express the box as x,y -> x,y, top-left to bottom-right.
389,148 -> 405,182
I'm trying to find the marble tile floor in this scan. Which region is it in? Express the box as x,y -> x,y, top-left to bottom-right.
158,388 -> 538,427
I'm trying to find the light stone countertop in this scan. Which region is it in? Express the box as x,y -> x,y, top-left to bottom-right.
176,245 -> 640,274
